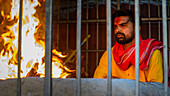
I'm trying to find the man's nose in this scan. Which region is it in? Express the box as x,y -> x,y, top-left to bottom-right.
114,26 -> 121,33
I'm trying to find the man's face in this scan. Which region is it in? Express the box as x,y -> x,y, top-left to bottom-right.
113,16 -> 135,44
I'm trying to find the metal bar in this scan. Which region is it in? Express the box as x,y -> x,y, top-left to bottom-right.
129,0 -> 131,10
57,0 -> 60,50
168,0 -> 170,16
86,0 -> 89,75
17,0 -> 23,96
96,0 -> 99,66
81,49 -> 170,52
157,0 -> 161,41
65,48 -> 168,52
77,0 -> 82,96
44,0 -> 54,95
82,49 -> 105,52
54,19 -> 106,23
148,0 -> 151,38
54,17 -> 170,24
135,0 -> 140,96
162,0 -> 168,96
117,0 -> 120,10
61,49 -> 105,53
106,0 -> 112,96
67,0 -> 70,49
141,17 -> 170,21
86,48 -> 170,51
168,0 -> 170,67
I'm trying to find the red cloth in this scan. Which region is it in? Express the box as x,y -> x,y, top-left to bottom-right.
112,36 -> 163,71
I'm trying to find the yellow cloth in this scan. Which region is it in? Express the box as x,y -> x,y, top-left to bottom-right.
93,49 -> 163,83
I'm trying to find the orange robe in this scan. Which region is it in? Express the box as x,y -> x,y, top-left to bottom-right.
93,48 -> 163,83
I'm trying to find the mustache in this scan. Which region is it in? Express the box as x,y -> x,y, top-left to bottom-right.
115,32 -> 125,37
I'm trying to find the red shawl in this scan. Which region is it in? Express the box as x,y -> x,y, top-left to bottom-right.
112,36 -> 163,71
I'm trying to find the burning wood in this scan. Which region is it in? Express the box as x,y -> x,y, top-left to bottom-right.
63,34 -> 91,66
26,62 -> 40,77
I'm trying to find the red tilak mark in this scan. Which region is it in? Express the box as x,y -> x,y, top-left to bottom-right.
114,17 -> 120,25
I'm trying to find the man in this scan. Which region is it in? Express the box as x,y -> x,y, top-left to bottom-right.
93,9 -> 163,83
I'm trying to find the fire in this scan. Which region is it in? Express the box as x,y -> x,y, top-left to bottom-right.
0,0 -> 74,80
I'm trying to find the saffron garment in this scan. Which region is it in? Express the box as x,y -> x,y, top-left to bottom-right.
112,38 -> 163,71
93,48 -> 163,83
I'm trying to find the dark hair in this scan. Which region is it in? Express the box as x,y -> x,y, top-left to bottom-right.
112,9 -> 142,26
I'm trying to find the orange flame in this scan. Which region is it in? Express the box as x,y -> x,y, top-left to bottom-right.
0,0 -> 74,80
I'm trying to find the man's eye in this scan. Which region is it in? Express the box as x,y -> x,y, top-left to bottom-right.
120,24 -> 127,27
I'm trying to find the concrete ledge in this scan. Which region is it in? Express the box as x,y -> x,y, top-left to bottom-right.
0,77 -> 169,96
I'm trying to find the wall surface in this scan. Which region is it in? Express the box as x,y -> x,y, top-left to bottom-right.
0,77 -> 169,96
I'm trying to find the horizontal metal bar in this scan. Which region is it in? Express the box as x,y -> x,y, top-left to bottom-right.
54,18 -> 170,24
82,50 -> 105,52
54,19 -> 106,23
61,48 -> 170,54
83,49 -> 167,52
142,17 -> 170,21
59,50 -> 106,54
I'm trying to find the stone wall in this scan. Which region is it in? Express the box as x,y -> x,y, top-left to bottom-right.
0,78 -> 169,96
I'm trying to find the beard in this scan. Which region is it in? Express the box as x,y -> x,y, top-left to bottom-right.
115,31 -> 134,44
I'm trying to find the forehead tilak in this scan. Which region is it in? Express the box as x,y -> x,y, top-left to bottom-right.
114,16 -> 130,25
114,17 -> 120,25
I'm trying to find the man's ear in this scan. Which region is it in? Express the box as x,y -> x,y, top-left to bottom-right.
139,26 -> 141,31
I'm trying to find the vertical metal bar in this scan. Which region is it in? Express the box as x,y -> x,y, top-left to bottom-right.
135,0 -> 140,96
67,0 -> 70,49
86,0 -> 89,74
129,0 -> 131,10
162,0 -> 168,96
158,0 -> 161,41
96,0 -> 99,66
168,0 -> 170,16
117,0 -> 120,10
148,0 -> 151,38
168,1 -> 170,67
57,0 -> 60,50
106,0 -> 112,96
17,0 -> 23,96
44,0 -> 53,95
77,0 -> 82,96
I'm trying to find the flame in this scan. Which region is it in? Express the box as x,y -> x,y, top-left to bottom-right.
0,0 -> 74,80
